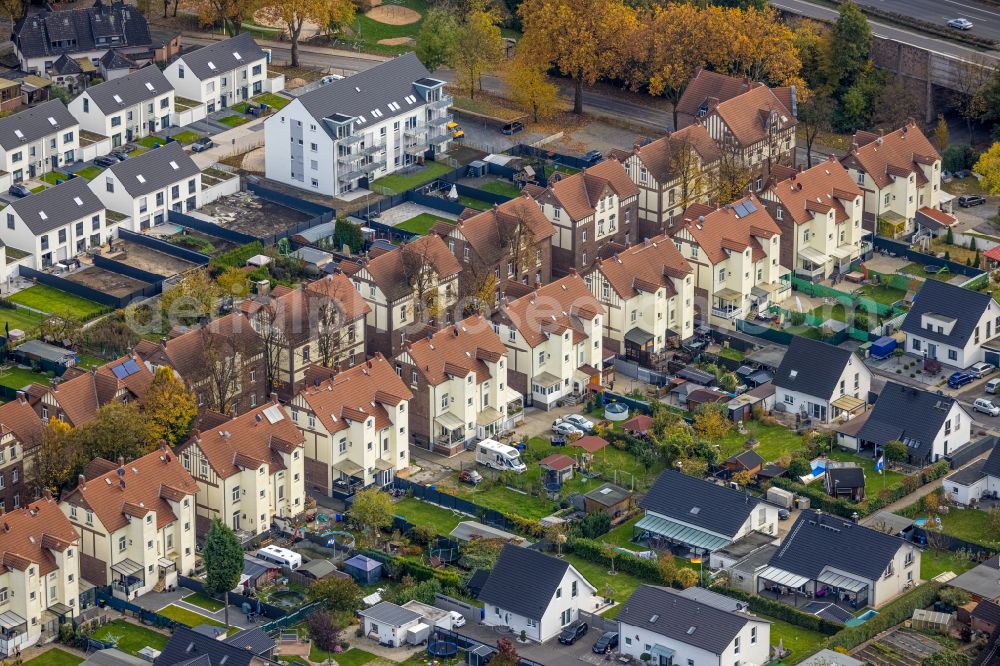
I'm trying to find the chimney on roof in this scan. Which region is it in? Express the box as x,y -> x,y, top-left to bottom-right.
160,337 -> 167,346
78,474 -> 85,487
706,96 -> 720,113
15,391 -> 24,404
43,488 -> 52,501
118,456 -> 125,467
49,378 -> 58,391
815,508 -> 823,525
119,478 -> 126,490
270,392 -> 278,403
877,129 -> 884,146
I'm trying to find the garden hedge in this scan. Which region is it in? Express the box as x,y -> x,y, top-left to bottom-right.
827,582 -> 942,651
566,537 -> 662,582
717,587 -> 841,635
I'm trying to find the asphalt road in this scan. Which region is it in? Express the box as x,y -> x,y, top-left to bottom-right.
829,0 -> 1000,44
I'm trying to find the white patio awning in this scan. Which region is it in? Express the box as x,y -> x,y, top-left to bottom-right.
830,245 -> 855,259
818,570 -> 868,592
435,412 -> 466,431
758,566 -> 810,589
799,246 -> 830,265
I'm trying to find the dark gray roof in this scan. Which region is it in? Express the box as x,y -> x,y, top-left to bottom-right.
773,336 -> 854,399
639,470 -> 761,538
676,367 -> 715,385
768,509 -> 907,581
857,381 -> 962,461
100,48 -> 135,70
8,177 -> 103,235
85,65 -> 171,114
177,33 -> 265,80
827,466 -> 865,490
901,279 -> 994,348
726,450 -> 764,470
584,483 -> 630,506
676,586 -> 746,612
467,568 -> 490,595
296,52 -> 441,137
974,600 -> 1000,627
478,544 -> 569,620
617,585 -> 761,655
82,648 -> 147,666
158,626 -> 254,666
983,443 -> 1000,479
223,627 -> 274,655
946,458 -> 987,486
359,601 -> 421,627
104,141 -> 199,197
0,99 -> 77,150
13,1 -> 152,60
952,557 -> 1000,599
52,54 -> 83,75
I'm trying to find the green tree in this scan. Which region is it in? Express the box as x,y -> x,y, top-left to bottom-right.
451,0 -> 504,99
307,576 -> 362,613
203,519 -> 243,627
825,1 -> 871,94
934,115 -> 950,152
990,506 -> 1000,535
657,554 -> 676,585
415,8 -> 458,72
460,536 -> 506,570
883,440 -> 907,462
77,401 -> 154,463
946,226 -> 955,245
145,366 -> 198,446
332,216 -> 365,254
349,488 -> 394,547
673,567 -> 698,588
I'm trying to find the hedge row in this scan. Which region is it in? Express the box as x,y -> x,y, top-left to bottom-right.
360,548 -> 462,588
717,587 -> 841,636
827,582 -> 942,650
208,241 -> 265,273
565,537 -> 661,582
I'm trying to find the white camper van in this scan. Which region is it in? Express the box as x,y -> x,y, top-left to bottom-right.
475,439 -> 526,473
255,545 -> 303,570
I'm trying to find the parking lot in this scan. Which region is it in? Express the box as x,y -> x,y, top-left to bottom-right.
106,239 -> 200,277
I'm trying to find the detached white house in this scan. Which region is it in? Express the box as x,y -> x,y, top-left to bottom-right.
68,66 -> 175,147
617,585 -> 771,666
89,141 -> 200,231
163,33 -> 276,112
479,544 -> 598,642
4,177 -> 107,269
773,336 -> 871,424
901,279 -> 1000,369
944,443 -> 1000,506
0,100 -> 80,183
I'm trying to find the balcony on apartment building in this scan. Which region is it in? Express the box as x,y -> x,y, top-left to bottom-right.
428,95 -> 453,112
0,611 -> 27,657
796,247 -> 829,282
338,133 -> 366,147
428,114 -> 453,128
404,124 -> 429,139
111,558 -> 145,600
712,288 -> 744,320
338,167 -> 365,184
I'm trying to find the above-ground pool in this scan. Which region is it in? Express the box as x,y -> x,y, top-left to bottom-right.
269,590 -> 305,609
845,609 -> 879,628
605,402 -> 630,421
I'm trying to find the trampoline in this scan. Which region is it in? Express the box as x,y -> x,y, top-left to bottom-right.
322,530 -> 356,553
428,641 -> 459,658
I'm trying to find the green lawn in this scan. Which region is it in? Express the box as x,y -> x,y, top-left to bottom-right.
370,160 -> 454,194
73,165 -> 104,180
603,516 -> 641,548
157,604 -> 225,628
562,553 -> 645,616
128,147 -> 148,157
316,648 -> 376,666
856,283 -> 908,306
936,509 -> 1000,548
22,648 -> 82,666
544,164 -> 581,178
900,263 -> 952,282
10,284 -> 106,320
719,423 -> 806,463
0,365 -> 45,390
476,179 -> 521,198
352,0 -> 430,55
29,185 -> 46,193
920,548 -> 975,581
393,496 -> 468,535
183,592 -> 226,611
825,449 -> 906,498
218,114 -> 251,128
0,305 -> 47,335
41,171 -> 69,185
254,93 -> 292,110
137,135 -> 169,149
767,616 -> 828,664
91,620 -> 168,655
458,195 -> 492,211
170,130 -> 203,145
718,346 -> 745,362
395,212 -> 453,235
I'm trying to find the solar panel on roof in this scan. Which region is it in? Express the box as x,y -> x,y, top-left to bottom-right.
744,200 -> 757,213
122,359 -> 140,376
111,364 -> 128,379
733,203 -> 748,217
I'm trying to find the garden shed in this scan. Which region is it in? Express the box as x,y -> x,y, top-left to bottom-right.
344,554 -> 382,585
911,608 -> 954,633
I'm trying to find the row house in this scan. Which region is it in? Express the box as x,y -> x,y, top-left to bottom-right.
60,447 -> 199,600
492,275 -> 606,409
761,158 -> 867,281
91,141 -> 201,231
0,100 -> 79,183
585,235 -> 695,365
840,121 -> 942,240
0,495 -> 79,657
342,234 -> 461,359
3,178 -> 107,270
0,396 -> 44,510
67,66 -> 174,147
676,69 -> 797,131
614,125 -> 720,241
698,79 -> 797,190
395,315 -> 518,456
175,400 -> 305,539
671,194 -> 786,327
264,53 -> 451,197
526,159 -> 637,275
243,273 -> 370,401
27,355 -> 154,428
164,33 -> 274,113
135,312 -> 266,417
438,195 -> 553,304
290,355 -> 412,500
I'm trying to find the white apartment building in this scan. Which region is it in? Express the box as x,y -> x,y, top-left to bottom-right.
163,33 -> 274,112
89,141 -> 200,231
176,401 -> 305,539
0,100 -> 79,182
3,178 -> 107,269
60,447 -> 199,600
264,52 -> 451,197
68,66 -> 175,147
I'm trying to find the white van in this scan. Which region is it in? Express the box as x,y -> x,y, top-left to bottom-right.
255,545 -> 303,570
475,439 -> 526,473
988,378 -> 1000,394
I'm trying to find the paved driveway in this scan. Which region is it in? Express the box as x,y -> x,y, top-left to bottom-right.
449,620 -> 604,666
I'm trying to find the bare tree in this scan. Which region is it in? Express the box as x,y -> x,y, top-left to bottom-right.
197,323 -> 262,415
798,93 -> 834,168
714,140 -> 755,205
251,300 -> 286,395
666,135 -> 709,212
948,55 -> 994,139
400,242 -> 442,325
497,206 -> 536,281
316,298 -> 347,368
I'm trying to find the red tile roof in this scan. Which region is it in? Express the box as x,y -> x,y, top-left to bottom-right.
767,158 -> 861,226
917,206 -> 956,227
678,194 -> 780,265
593,234 -> 691,300
0,496 -> 77,575
538,454 -> 575,470
0,397 -> 44,449
499,274 -> 604,348
541,160 -> 638,222
623,414 -> 654,434
842,121 -> 939,190
405,315 -> 507,387
453,195 -> 554,265
571,435 -> 608,453
712,84 -> 796,147
343,235 -> 461,302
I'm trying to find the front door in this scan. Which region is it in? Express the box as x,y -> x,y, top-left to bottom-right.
927,343 -> 938,360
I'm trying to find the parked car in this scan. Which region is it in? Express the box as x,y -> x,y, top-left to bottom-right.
778,509 -> 790,520
459,469 -> 482,485
447,121 -> 464,140
449,611 -> 466,628
7,183 -> 30,198
319,74 -> 344,85
191,137 -> 214,153
959,195 -> 987,207
552,420 -> 584,437
500,121 -> 524,135
583,149 -> 603,164
948,18 -> 974,30
970,362 -> 995,379
975,398 -> 1000,416
987,378 -> 1000,394
110,150 -> 129,161
558,623 -> 588,645
592,632 -> 619,654
94,155 -> 118,167
563,414 -> 595,433
948,371 -> 974,389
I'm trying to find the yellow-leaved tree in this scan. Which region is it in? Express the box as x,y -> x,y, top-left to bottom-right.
974,142 -> 1000,195
503,48 -> 561,123
32,418 -> 79,495
258,0 -> 354,67
145,366 -> 199,446
451,0 -> 504,99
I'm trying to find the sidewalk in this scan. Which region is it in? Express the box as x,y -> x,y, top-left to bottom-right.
879,450 -> 994,514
